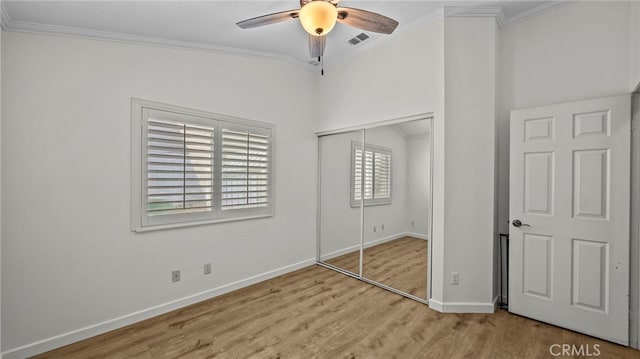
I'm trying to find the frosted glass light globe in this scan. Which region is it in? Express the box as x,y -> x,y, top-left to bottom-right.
299,1 -> 338,36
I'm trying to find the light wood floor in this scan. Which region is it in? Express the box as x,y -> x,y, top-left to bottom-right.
325,236 -> 428,298
34,265 -> 637,358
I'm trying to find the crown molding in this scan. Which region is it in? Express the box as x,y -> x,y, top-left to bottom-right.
0,3 -> 316,71
443,1 -> 570,29
1,0 -> 12,30
500,1 -> 570,27
444,6 -> 506,27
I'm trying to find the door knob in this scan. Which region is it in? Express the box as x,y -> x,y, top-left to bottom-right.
512,219 -> 531,228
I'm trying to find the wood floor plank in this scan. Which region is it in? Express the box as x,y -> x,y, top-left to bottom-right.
33,265 -> 638,359
363,236 -> 428,298
325,236 -> 428,298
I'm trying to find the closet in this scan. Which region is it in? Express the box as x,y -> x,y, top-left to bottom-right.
316,116 -> 433,303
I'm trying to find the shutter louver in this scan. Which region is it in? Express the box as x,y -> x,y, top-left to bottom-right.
221,128 -> 270,210
147,119 -> 214,216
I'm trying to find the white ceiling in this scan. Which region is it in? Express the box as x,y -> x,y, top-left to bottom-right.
1,1 -> 566,69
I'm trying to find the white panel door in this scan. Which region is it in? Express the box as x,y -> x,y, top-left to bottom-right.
509,94 -> 631,345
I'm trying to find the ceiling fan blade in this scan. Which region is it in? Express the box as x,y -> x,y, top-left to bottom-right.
236,9 -> 300,29
309,34 -> 326,58
336,7 -> 399,34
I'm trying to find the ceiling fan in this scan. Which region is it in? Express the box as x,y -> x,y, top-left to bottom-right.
236,0 -> 399,59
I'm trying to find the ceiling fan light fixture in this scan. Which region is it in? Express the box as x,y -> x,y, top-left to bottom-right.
299,0 -> 337,36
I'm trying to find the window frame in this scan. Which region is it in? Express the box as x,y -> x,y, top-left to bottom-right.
350,141 -> 392,207
131,98 -> 274,232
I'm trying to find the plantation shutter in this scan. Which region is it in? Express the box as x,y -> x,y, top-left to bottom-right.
221,125 -> 271,211
146,117 -> 214,216
352,142 -> 392,205
134,100 -> 274,231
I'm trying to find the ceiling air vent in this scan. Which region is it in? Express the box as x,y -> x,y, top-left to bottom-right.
348,32 -> 370,45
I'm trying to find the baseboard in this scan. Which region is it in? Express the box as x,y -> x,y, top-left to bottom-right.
405,232 -> 428,240
320,243 -> 360,261
319,232 -> 426,261
428,298 -> 444,312
1,258 -> 316,359
428,298 -> 496,313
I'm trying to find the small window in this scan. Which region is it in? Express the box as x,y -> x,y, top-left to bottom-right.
131,99 -> 273,231
351,141 -> 392,207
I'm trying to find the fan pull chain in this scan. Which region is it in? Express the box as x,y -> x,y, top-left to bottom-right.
319,56 -> 324,76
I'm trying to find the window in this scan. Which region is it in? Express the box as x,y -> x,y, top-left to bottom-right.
351,141 -> 392,207
131,99 -> 273,231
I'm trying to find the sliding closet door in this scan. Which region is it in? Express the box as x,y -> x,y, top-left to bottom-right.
362,120 -> 430,299
318,130 -> 364,275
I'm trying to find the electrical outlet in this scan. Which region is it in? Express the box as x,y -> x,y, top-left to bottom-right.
172,270 -> 181,283
204,263 -> 212,275
451,272 -> 460,285
381,224 -> 384,231
373,226 -> 377,232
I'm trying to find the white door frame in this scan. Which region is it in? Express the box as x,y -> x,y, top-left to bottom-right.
631,91 -> 640,349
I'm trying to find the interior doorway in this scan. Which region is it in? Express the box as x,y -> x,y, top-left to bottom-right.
509,94 -> 631,345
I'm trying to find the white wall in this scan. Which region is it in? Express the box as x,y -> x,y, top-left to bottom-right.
315,18 -> 444,132
497,0 -> 637,305
1,31 -> 317,356
500,1 -> 633,112
438,16 -> 497,309
406,136 -> 430,235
